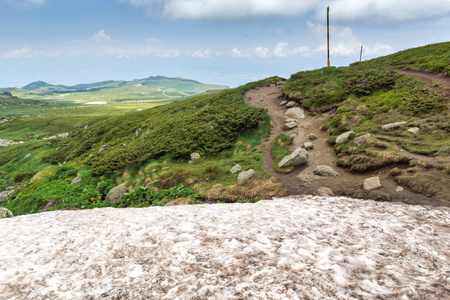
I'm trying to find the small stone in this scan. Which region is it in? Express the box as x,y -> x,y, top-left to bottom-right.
407,127 -> 419,134
353,134 -> 371,146
190,153 -> 201,160
43,201 -> 56,211
285,119 -> 298,123
363,176 -> 382,191
135,127 -> 142,137
303,142 -> 314,150
230,164 -> 242,174
308,134 -> 318,140
25,153 -> 31,158
283,122 -> 297,130
98,145 -> 107,153
0,207 -> 13,219
336,131 -> 354,145
290,133 -> 297,138
285,107 -> 305,119
314,165 -> 338,177
237,169 -> 256,185
70,175 -> 82,185
286,101 -> 297,108
188,160 -> 193,164
396,186 -> 404,192
278,148 -> 309,168
0,191 -> 9,203
382,121 -> 407,130
314,187 -> 335,197
279,100 -> 287,106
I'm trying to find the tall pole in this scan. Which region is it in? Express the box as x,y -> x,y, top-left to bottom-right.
327,6 -> 330,68
360,45 -> 363,62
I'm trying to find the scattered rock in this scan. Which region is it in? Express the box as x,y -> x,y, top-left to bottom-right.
135,127 -> 142,137
396,186 -> 404,192
308,134 -> 318,140
105,183 -> 128,204
314,187 -> 335,197
237,169 -> 256,185
279,100 -> 287,106
230,164 -> 242,174
353,133 -> 371,146
25,153 -> 31,158
408,127 -> 419,134
190,153 -> 201,160
285,119 -> 298,123
0,207 -> 13,219
283,122 -> 297,130
290,133 -> 297,138
70,175 -> 82,185
363,176 -> 382,191
285,101 -> 297,108
84,125 -> 89,130
285,107 -> 305,119
314,165 -> 338,177
0,191 -> 9,203
278,148 -> 309,168
303,142 -> 314,150
382,121 -> 407,130
335,131 -> 354,145
188,160 -> 193,164
42,201 -> 56,211
98,145 -> 107,153
0,138 -> 21,148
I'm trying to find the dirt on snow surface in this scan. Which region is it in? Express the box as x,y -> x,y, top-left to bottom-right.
1,196 -> 449,299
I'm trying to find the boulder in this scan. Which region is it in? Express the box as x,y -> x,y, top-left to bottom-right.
303,142 -> 314,150
285,101 -> 297,108
308,134 -> 318,140
335,131 -> 354,145
314,187 -> 335,197
230,164 -> 242,174
279,100 -> 287,106
283,122 -> 297,130
285,107 -> 305,119
105,183 -> 128,204
314,165 -> 338,177
278,148 -> 309,168
190,153 -> 201,160
363,176 -> 382,191
237,169 -> 256,185
0,207 -> 13,219
353,134 -> 371,146
382,121 -> 407,131
0,191 -> 9,203
408,127 -> 419,134
70,175 -> 82,185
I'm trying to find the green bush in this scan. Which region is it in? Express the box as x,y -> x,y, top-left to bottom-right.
158,167 -> 193,189
120,184 -> 195,207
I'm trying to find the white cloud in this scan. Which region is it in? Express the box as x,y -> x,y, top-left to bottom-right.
254,47 -> 271,58
5,0 -> 45,8
188,50 -> 212,58
119,0 -> 450,23
2,46 -> 58,58
232,48 -> 251,58
273,42 -> 288,57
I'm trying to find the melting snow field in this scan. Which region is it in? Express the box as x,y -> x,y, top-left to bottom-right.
1,196 -> 449,299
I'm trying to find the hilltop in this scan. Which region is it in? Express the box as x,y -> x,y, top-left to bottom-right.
0,42 -> 449,216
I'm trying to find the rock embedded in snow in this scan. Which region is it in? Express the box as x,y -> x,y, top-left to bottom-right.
0,207 -> 13,218
285,107 -> 305,119
285,101 -> 297,108
1,196 -> 449,299
408,127 -> 419,134
237,169 -> 256,185
363,176 -> 382,191
278,147 -> 308,168
283,122 -> 297,131
314,165 -> 338,177
230,164 -> 242,174
105,183 -> 128,204
335,131 -> 354,145
382,121 -> 407,130
353,133 -> 371,146
303,142 -> 314,150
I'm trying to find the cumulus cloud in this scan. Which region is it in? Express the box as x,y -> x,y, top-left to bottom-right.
119,0 -> 450,23
254,47 -> 271,58
2,46 -> 57,58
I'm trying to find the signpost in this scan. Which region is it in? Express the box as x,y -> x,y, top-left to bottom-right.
327,6 -> 330,68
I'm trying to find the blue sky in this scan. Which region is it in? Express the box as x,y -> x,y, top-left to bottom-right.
1,0 -> 450,88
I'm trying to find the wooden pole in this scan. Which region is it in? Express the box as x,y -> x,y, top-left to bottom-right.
327,6 -> 330,68
360,45 -> 363,62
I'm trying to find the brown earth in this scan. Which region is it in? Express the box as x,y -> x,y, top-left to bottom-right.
245,72 -> 449,206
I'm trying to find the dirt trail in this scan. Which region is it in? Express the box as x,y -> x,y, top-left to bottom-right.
245,84 -> 441,205
396,69 -> 450,99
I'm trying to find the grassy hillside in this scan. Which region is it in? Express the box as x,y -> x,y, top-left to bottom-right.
357,42 -> 450,75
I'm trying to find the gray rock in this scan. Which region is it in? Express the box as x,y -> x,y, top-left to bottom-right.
98,145 -> 107,153
382,121 -> 407,130
408,127 -> 419,134
285,107 -> 305,119
188,160 -> 193,164
308,134 -> 318,140
70,175 -> 82,185
230,164 -> 242,174
105,183 -> 128,204
84,125 -> 89,130
290,133 -> 297,138
353,134 -> 371,146
335,131 -> 354,145
315,187 -> 335,197
303,142 -> 314,150
285,119 -> 298,123
314,165 -> 338,177
286,101 -> 297,108
278,148 -> 309,168
283,122 -> 297,130
0,191 -> 9,203
363,176 -> 382,191
43,200 -> 56,211
0,138 -> 20,148
237,169 -> 256,185
135,127 -> 142,137
396,186 -> 404,192
279,100 -> 287,106
190,153 -> 201,160
0,207 -> 13,219
25,153 -> 31,158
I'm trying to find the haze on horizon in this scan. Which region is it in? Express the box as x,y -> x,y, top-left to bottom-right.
1,0 -> 449,88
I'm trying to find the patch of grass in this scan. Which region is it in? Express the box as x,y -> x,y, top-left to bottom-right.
272,133 -> 294,173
